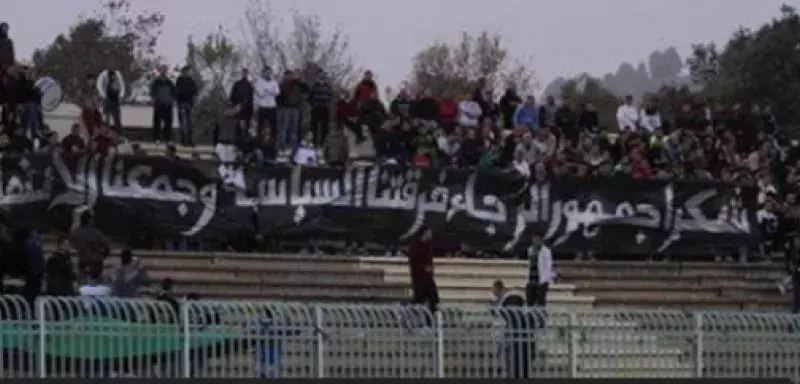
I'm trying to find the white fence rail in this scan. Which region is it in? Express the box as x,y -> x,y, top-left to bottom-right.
0,295 -> 798,379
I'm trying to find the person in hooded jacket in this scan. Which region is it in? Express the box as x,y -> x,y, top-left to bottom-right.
499,87 -> 522,130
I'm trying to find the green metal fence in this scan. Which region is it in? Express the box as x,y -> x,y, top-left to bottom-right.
0,295 -> 798,379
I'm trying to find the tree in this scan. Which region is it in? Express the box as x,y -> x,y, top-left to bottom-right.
648,47 -> 683,81
31,0 -> 164,102
686,42 -> 720,90
241,0 -> 359,91
688,4 -> 800,123
410,31 -> 537,98
186,26 -> 242,143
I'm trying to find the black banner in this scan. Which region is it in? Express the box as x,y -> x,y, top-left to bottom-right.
0,153 -> 758,254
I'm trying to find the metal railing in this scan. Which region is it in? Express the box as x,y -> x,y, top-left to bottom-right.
0,295 -> 798,379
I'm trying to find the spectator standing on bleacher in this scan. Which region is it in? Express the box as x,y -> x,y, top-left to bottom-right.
101,68 -> 123,135
150,65 -> 176,143
253,66 -> 279,138
230,68 -> 255,132
499,87 -> 522,130
44,235 -> 77,296
308,72 -> 333,146
111,249 -> 151,298
70,211 -> 111,276
523,232 -> 554,307
175,65 -> 198,147
513,96 -> 539,133
277,70 -> 307,150
353,70 -> 377,107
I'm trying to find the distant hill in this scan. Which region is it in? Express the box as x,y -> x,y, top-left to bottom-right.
541,46 -> 701,101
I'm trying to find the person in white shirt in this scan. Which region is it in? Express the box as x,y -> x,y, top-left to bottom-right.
616,95 -> 639,132
523,232 -> 554,307
458,93 -> 482,128
292,131 -> 318,166
639,101 -> 662,133
79,267 -> 111,297
253,66 -> 280,136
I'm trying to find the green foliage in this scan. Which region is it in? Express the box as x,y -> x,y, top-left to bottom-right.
31,0 -> 164,101
687,4 -> 800,123
186,26 -> 242,143
411,31 -> 537,98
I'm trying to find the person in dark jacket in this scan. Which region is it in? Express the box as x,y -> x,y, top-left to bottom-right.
0,23 -> 15,72
490,280 -> 538,379
18,67 -> 41,138
230,68 -> 255,130
102,68 -> 123,134
45,235 -> 77,296
10,227 -> 44,304
499,87 -> 522,130
308,73 -> 333,146
407,227 -> 439,315
277,70 -> 308,150
149,65 -> 176,143
413,88 -> 439,124
175,66 -> 198,146
70,211 -> 111,276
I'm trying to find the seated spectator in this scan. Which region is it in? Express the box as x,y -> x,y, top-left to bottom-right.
323,125 -> 348,167
616,95 -> 639,132
390,88 -> 413,122
291,131 -> 318,166
438,91 -> 458,134
61,124 -> 86,153
461,127 -> 484,167
414,88 -> 440,126
499,87 -> 522,130
479,141 -> 501,170
45,235 -> 77,296
437,127 -> 462,167
458,91 -> 482,129
111,249 -> 151,298
343,123 -> 376,166
79,266 -> 111,298
374,119 -> 404,164
512,149 -> 531,177
513,96 -> 539,132
413,124 -> 438,167
533,127 -> 557,159
244,128 -> 278,167
640,100 -> 662,134
514,132 -> 539,164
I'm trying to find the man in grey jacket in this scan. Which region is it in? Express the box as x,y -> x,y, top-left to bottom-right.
111,249 -> 152,298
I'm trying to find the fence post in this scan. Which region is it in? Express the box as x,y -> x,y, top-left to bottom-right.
315,306 -> 324,378
181,300 -> 191,379
36,298 -> 46,379
435,310 -> 444,378
694,313 -> 704,378
568,312 -> 578,378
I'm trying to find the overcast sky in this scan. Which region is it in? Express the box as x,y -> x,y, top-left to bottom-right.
6,0 -> 797,91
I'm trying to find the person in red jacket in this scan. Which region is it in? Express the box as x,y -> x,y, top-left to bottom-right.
353,70 -> 377,106
407,227 -> 439,315
438,91 -> 458,134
